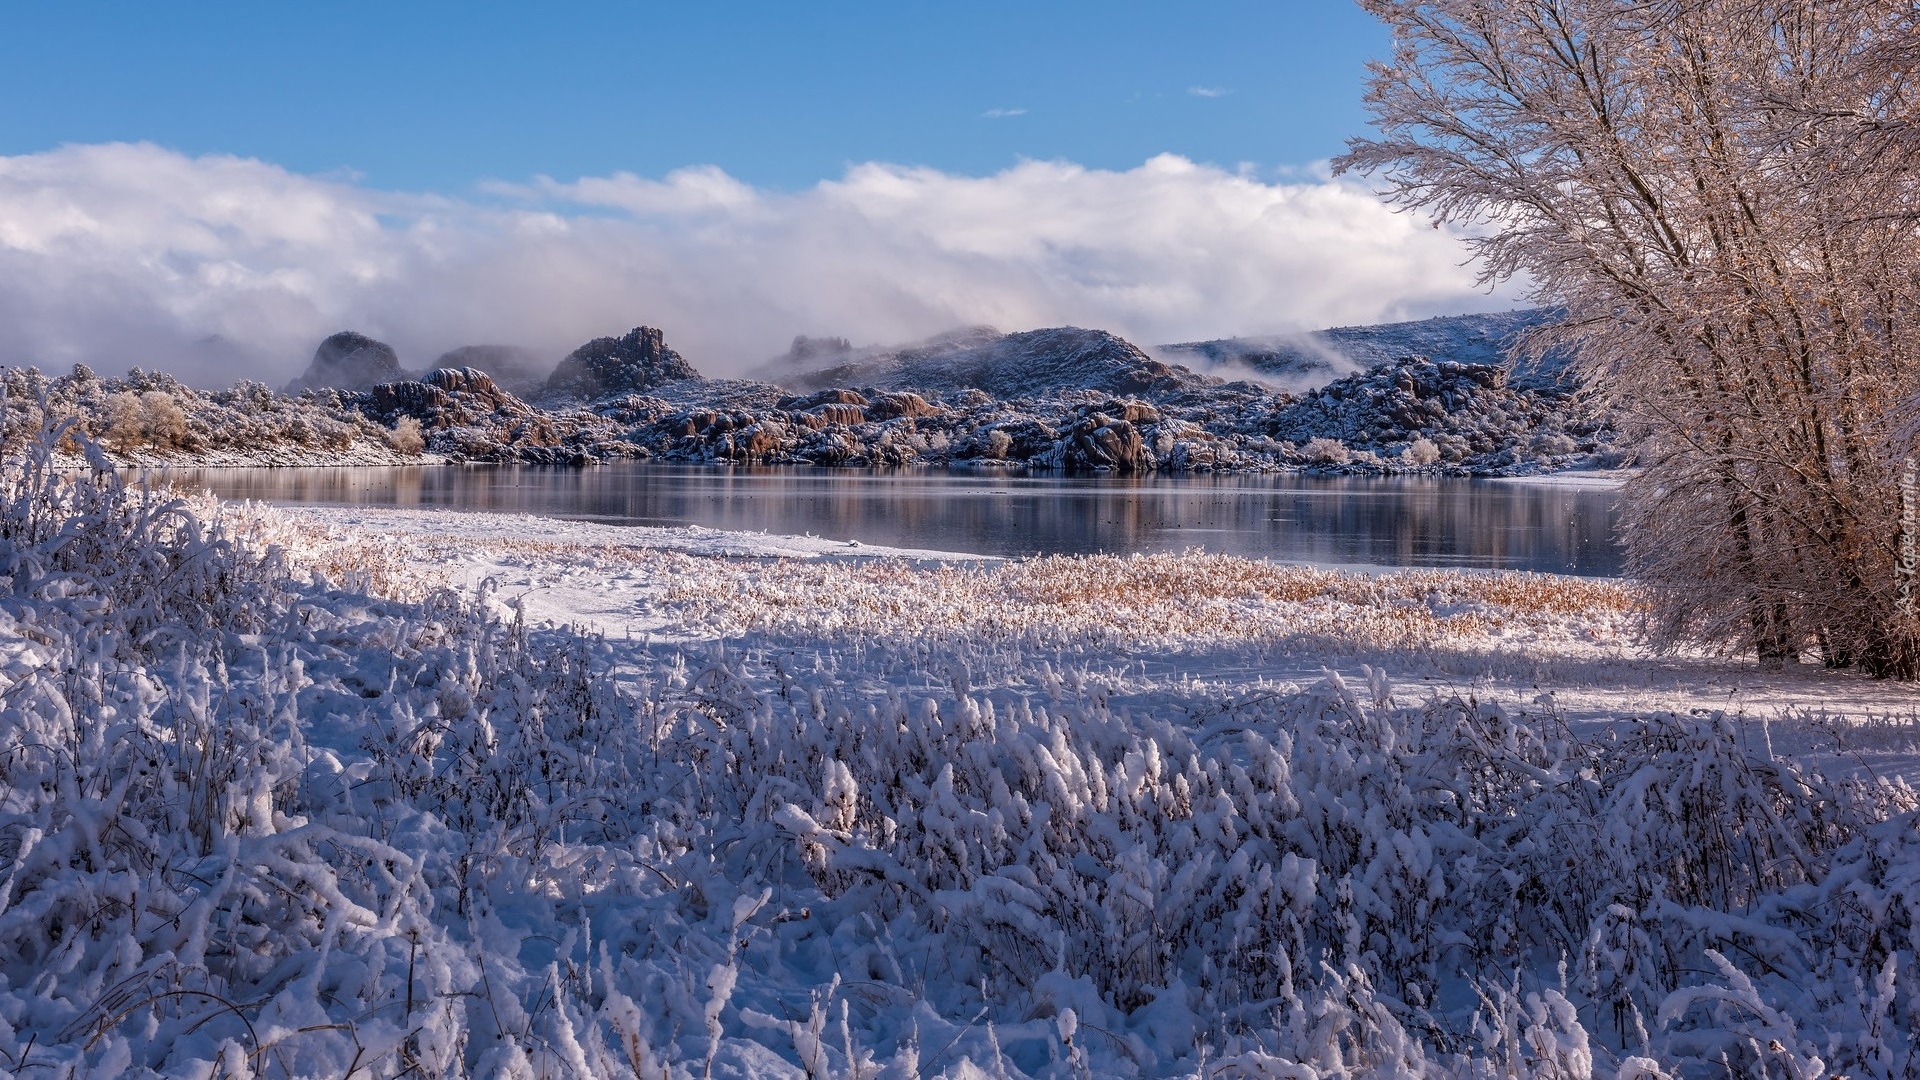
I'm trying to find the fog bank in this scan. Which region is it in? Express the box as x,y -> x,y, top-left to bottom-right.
0,143 -> 1508,385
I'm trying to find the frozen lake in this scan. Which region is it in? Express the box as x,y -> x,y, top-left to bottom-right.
161,463 -> 1624,574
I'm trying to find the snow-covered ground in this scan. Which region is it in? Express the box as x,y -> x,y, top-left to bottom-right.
4,459 -> 1917,1078
294,505 -> 1920,778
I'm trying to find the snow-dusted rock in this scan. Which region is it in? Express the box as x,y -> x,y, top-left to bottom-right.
544,325 -> 701,399
16,314 -> 1619,476
429,343 -> 551,396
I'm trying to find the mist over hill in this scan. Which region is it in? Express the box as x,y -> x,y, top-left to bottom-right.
755,311 -> 1552,398
1159,310 -> 1562,389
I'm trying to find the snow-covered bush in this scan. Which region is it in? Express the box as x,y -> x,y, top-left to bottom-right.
104,389 -> 193,452
1,365 -> 405,465
103,389 -> 147,451
1401,436 -> 1441,466
387,414 -> 426,454
1531,430 -> 1578,458
1302,436 -> 1351,466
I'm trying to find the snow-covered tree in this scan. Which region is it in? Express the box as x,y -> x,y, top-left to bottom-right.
1340,0 -> 1920,675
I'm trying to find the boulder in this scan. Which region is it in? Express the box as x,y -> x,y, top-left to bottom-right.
1056,413 -> 1152,472
366,381 -> 454,419
804,403 -> 868,427
1098,398 -> 1162,425
778,388 -> 869,410
867,391 -> 942,421
431,345 -> 550,396
725,422 -> 789,459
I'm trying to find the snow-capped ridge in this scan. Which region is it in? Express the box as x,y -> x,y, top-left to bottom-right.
768,325 -> 1219,402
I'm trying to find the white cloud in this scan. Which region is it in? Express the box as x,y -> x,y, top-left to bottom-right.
1187,86 -> 1230,98
982,107 -> 1028,119
0,142 -> 1511,386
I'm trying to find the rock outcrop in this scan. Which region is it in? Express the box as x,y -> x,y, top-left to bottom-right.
233,318 -> 1612,473
431,345 -> 550,397
365,367 -> 534,428
285,331 -> 406,393
544,327 -> 699,400
1249,355 -> 1608,468
1051,411 -> 1153,472
359,367 -> 594,462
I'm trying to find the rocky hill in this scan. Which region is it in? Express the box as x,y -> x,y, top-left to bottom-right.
283,330 -> 408,393
1245,355 -> 1610,468
543,326 -> 700,400
766,326 -> 1228,401
32,313 -> 1617,474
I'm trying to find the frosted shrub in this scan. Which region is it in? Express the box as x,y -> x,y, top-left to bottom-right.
387,414 -> 426,454
1401,436 -> 1440,467
0,424 -> 630,1076
3,364 -> 398,463
103,389 -> 147,451
629,635 -> 1920,1075
311,415 -> 355,450
102,389 -> 191,452
1301,436 -> 1351,466
1530,430 -> 1577,458
142,389 -> 190,448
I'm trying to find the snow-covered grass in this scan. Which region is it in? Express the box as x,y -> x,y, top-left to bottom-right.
2,429 -> 1917,1077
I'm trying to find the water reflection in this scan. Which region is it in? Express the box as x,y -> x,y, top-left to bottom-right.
158,463 -> 1623,575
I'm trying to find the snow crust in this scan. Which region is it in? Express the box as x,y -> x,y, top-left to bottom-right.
1,452 -> 1916,1077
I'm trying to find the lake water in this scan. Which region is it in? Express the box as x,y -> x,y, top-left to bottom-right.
160,463 -> 1624,575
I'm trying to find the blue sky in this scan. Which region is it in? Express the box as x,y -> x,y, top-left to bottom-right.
0,2 -> 1387,191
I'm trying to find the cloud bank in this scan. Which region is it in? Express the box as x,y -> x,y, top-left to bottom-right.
0,142 -> 1510,386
